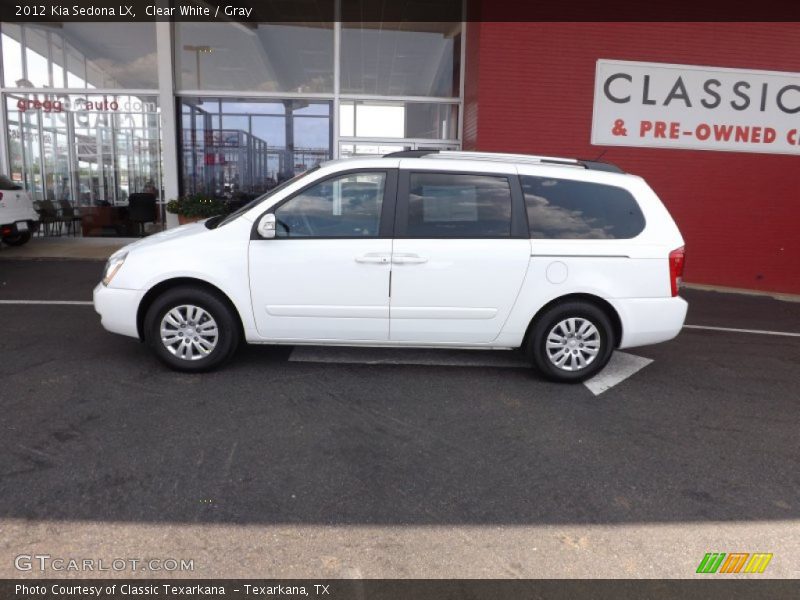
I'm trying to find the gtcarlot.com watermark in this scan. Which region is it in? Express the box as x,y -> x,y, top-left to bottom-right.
15,554 -> 194,572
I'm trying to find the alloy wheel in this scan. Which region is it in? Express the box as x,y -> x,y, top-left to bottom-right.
545,317 -> 601,372
159,304 -> 219,361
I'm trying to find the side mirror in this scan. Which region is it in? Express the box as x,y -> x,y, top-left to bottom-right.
257,213 -> 276,239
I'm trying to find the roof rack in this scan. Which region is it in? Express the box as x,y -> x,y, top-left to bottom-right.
382,149 -> 623,173
382,149 -> 435,158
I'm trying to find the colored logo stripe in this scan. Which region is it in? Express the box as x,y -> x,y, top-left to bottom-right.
719,553 -> 749,573
697,552 -> 772,574
697,553 -> 726,573
744,553 -> 773,573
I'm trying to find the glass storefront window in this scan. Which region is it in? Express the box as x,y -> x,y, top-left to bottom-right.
1,24 -> 23,86
66,44 -> 86,88
1,23 -> 158,89
5,93 -> 162,236
24,27 -> 49,88
1,12 -> 464,236
174,22 -> 334,92
341,22 -> 461,97
179,98 -> 332,202
339,142 -> 411,158
340,101 -> 458,140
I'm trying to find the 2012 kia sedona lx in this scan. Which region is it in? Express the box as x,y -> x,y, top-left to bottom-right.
94,151 -> 687,382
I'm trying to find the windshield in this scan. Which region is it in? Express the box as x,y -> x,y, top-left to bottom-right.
210,166 -> 320,229
0,175 -> 22,190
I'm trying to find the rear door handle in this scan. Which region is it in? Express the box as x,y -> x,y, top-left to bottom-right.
355,253 -> 390,264
392,253 -> 428,264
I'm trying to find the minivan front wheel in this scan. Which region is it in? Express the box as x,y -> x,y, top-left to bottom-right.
144,286 -> 239,372
528,301 -> 615,383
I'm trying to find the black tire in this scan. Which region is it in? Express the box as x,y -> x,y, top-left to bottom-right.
527,301 -> 615,383
144,286 -> 240,372
3,232 -> 32,246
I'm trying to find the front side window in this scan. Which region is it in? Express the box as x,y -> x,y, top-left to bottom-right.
522,176 -> 645,240
405,173 -> 512,238
274,172 -> 386,238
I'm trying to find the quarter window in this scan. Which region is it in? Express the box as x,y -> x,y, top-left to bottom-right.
274,172 -> 386,238
521,176 -> 645,239
406,173 -> 512,238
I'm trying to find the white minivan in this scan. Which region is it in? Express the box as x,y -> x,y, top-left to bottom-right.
0,175 -> 38,246
94,151 -> 687,382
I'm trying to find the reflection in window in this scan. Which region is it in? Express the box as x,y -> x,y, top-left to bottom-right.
179,98 -> 332,202
24,28 -> 50,87
341,22 -> 461,97
339,142 -> 412,158
275,173 -> 385,238
4,93 -> 162,236
1,23 -> 158,89
339,101 -> 458,140
174,22 -> 334,92
521,176 -> 646,239
406,173 -> 512,238
1,24 -> 23,85
66,44 -> 86,87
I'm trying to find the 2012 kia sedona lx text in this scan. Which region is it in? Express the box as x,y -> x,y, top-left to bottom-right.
93,151 -> 687,382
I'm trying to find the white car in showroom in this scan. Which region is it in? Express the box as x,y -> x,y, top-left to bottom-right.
94,151 -> 687,382
0,175 -> 38,246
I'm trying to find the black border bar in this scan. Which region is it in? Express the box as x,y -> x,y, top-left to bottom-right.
1,0 -> 800,22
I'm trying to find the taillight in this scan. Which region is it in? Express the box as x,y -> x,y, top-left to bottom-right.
669,246 -> 685,297
0,192 -> 4,199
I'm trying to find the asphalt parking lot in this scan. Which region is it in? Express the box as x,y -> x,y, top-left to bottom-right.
0,259 -> 798,578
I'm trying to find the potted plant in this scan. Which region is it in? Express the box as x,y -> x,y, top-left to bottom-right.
166,194 -> 228,225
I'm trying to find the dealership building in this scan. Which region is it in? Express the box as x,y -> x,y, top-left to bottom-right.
0,10 -> 797,294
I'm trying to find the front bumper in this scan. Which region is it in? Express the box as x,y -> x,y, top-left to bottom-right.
610,296 -> 689,349
93,283 -> 145,339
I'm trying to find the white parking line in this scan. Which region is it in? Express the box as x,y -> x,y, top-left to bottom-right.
583,352 -> 653,396
684,324 -> 800,337
0,299 -> 93,305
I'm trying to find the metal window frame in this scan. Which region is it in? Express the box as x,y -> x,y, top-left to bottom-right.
171,8 -> 465,158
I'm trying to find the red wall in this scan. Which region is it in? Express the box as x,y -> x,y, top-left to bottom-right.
463,22 -> 800,295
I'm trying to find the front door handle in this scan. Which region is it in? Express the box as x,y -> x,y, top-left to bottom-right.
355,253 -> 390,264
392,253 -> 428,264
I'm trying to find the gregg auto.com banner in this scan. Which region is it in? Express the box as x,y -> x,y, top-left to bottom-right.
592,59 -> 800,155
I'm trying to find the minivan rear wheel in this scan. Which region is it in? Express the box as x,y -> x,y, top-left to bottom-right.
528,301 -> 615,383
144,286 -> 239,372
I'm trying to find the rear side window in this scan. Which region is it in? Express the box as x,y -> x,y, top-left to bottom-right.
521,175 -> 645,239
406,172 -> 512,238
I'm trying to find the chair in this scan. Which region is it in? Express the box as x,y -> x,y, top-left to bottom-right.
127,193 -> 157,236
41,199 -> 66,236
58,200 -> 82,236
33,200 -> 63,236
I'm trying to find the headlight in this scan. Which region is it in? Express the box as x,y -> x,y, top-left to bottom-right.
102,252 -> 128,286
